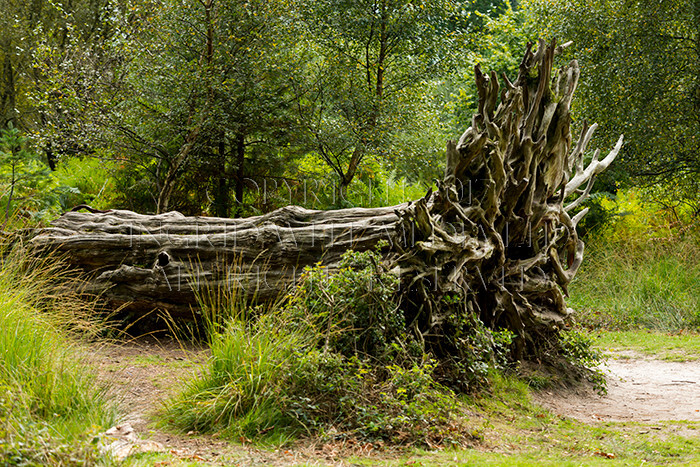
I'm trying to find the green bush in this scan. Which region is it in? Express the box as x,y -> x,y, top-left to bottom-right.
284,351 -> 468,445
166,249 -> 475,446
285,249 -> 418,362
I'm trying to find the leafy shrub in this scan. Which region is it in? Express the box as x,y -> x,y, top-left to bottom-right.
285,249 -> 418,363
575,192 -> 619,238
427,296 -> 501,390
166,249 -> 478,446
284,351 -> 470,446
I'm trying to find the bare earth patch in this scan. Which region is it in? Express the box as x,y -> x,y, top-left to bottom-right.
534,353 -> 700,423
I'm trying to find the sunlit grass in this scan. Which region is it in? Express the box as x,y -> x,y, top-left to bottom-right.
569,233 -> 700,332
592,330 -> 700,361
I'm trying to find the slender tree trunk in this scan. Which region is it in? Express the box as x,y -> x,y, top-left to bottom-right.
156,127 -> 200,213
1,51 -> 16,128
233,133 -> 245,217
214,138 -> 230,218
157,0 -> 215,214
339,144 -> 363,201
339,0 -> 388,199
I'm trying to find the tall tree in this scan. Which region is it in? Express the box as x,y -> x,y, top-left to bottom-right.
129,0 -> 303,215
294,0 -> 465,200
36,0 -> 303,215
527,0 -> 700,213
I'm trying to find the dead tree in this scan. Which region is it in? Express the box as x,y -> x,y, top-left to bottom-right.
31,40 -> 622,358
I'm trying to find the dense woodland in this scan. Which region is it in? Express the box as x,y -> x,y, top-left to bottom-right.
2,1 -> 700,463
0,0 -> 698,223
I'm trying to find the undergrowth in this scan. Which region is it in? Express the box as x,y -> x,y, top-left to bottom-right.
0,240 -> 115,465
166,248 -> 599,447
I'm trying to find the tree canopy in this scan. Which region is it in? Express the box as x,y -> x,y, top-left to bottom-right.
0,0 -> 698,219
527,0 -> 700,213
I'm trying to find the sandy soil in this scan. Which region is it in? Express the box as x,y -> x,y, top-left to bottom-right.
533,353 -> 700,423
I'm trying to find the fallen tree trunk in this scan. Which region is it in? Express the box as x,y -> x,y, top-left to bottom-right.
32,205 -> 403,315
31,39 -> 622,358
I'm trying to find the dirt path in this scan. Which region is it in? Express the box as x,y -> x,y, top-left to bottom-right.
534,353 -> 700,423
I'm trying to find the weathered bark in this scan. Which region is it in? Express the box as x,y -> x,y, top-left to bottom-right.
32,205 -> 402,315
31,40 -> 622,356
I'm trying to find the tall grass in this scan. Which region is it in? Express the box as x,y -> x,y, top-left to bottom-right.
165,311 -> 310,443
570,215 -> 700,331
0,241 -> 115,464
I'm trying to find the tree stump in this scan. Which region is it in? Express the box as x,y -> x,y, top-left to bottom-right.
31,39 -> 622,358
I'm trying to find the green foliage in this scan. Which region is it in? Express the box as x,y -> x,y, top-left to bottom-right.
284,352 -> 468,445
525,0 -> 700,210
0,127 -> 117,225
443,3 -> 534,133
574,192 -> 620,238
558,330 -> 603,369
285,249 -> 416,361
0,126 -> 53,225
294,0 -> 463,193
166,249 -> 477,446
14,0 -> 527,215
166,314 -> 470,446
53,155 -> 119,211
428,296 -> 500,390
570,191 -> 700,331
290,152 -> 430,210
0,246 -> 115,465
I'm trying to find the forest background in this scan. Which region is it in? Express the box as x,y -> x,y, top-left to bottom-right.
1,0 -> 697,230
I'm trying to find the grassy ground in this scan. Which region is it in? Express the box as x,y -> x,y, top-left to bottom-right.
568,218 -> 700,332
0,246 -> 116,465
593,330 -> 700,361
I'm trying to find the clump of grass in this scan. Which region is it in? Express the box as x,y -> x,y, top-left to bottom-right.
0,241 -> 115,465
165,312 -> 310,444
